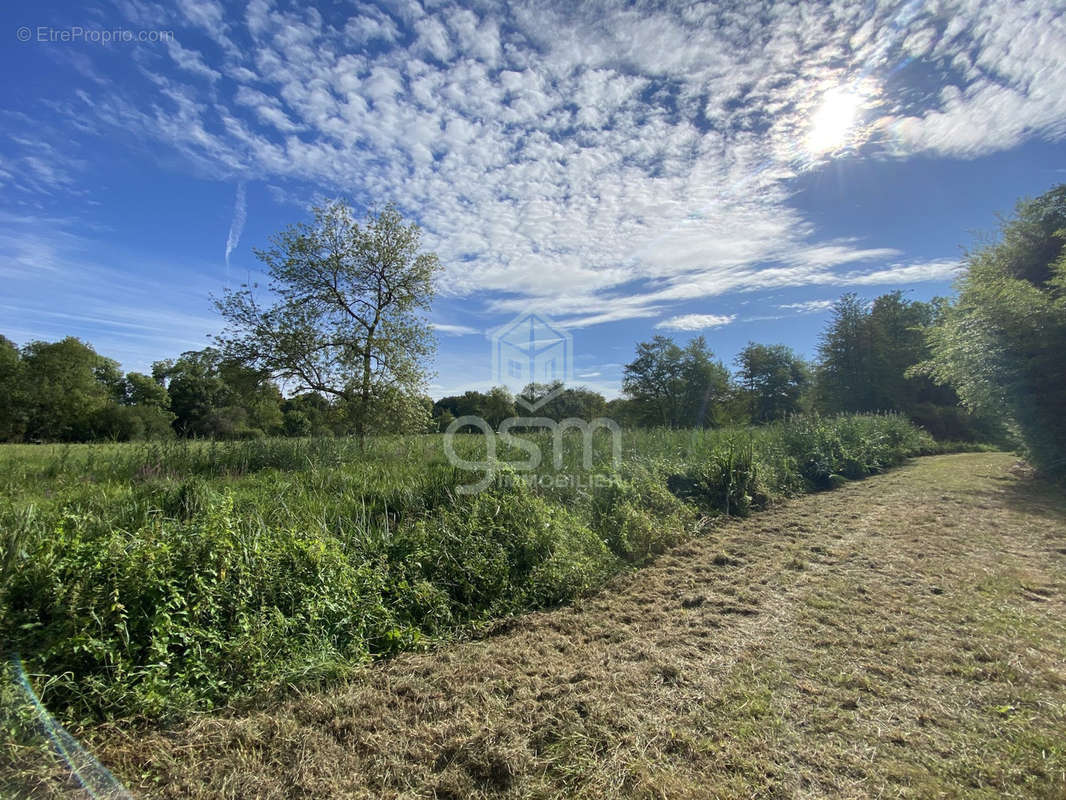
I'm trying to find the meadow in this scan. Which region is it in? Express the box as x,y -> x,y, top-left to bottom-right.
1,415 -> 964,732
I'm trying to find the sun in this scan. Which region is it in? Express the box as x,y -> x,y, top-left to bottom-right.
806,87 -> 865,156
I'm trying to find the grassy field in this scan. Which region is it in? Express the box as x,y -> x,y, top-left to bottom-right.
0,415 -> 1003,794
5,452 -> 1065,798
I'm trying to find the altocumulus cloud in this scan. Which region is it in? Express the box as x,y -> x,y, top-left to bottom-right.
36,0 -> 1066,326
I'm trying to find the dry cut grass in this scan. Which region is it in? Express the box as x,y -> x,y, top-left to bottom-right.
9,453 -> 1066,799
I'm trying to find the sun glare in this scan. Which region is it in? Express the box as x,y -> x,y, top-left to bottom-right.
807,87 -> 865,156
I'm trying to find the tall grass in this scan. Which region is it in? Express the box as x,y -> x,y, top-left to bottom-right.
1,414 -> 944,723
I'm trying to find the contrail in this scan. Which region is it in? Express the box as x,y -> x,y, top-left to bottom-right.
224,181 -> 247,275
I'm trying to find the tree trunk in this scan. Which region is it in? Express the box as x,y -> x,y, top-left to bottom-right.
358,336 -> 373,451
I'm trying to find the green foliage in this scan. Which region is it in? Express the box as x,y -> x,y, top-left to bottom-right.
818,292 -> 946,413
0,336 -> 22,442
282,391 -> 340,436
775,412 -> 928,488
434,386 -> 518,427
622,335 -> 731,428
90,403 -> 175,442
919,185 -> 1066,475
684,437 -> 765,516
589,465 -> 699,562
815,292 -> 995,441
434,384 -> 609,428
2,489 -> 406,718
215,201 -> 442,442
122,372 -> 170,410
516,382 -> 609,421
0,414 -> 944,723
15,338 -> 121,441
153,348 -> 283,439
392,473 -> 614,619
735,342 -> 810,423
282,408 -> 312,437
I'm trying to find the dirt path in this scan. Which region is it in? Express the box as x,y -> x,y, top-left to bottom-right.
46,454 -> 1066,798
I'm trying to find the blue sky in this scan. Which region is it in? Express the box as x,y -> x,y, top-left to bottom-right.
3,0 -> 1065,399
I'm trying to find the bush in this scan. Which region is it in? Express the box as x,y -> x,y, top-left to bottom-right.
391,472 -> 615,618
590,465 -> 699,562
1,491 -> 408,719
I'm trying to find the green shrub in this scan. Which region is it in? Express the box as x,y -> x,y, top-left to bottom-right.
589,464 -> 699,562
684,437 -> 765,516
1,490 -> 409,719
390,472 -> 615,618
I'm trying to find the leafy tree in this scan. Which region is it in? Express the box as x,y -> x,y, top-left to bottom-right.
90,403 -> 173,441
359,385 -> 433,434
622,335 -> 730,428
866,293 -> 955,412
127,406 -> 177,440
282,409 -> 313,437
519,382 -> 608,421
816,292 -> 962,421
154,350 -> 230,437
123,372 -> 171,410
735,342 -> 810,423
0,335 -> 23,441
432,387 -> 516,428
215,201 -> 442,443
282,392 -> 336,436
98,371 -> 177,440
434,390 -> 491,421
154,348 -> 282,439
815,294 -> 876,413
918,185 -> 1066,474
19,337 -> 121,441
604,397 -> 640,428
433,408 -> 455,432
218,360 -> 284,435
549,386 -> 609,421
481,386 -> 517,427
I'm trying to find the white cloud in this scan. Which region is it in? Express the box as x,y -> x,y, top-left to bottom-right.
176,0 -> 224,31
165,39 -> 221,82
655,313 -> 736,331
432,322 -> 480,335
17,1 -> 1066,330
840,259 -> 961,286
344,7 -> 401,45
778,299 -> 835,313
882,0 -> 1066,158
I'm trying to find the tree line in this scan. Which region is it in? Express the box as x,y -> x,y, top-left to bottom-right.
1,186 -> 1063,474
435,290 -> 993,441
0,287 -> 990,443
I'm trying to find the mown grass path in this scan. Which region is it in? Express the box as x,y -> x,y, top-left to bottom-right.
29,454 -> 1066,798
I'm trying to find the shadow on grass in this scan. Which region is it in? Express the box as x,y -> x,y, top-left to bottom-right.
959,468 -> 1066,524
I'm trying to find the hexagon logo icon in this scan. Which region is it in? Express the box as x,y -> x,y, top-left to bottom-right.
490,311 -> 573,411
